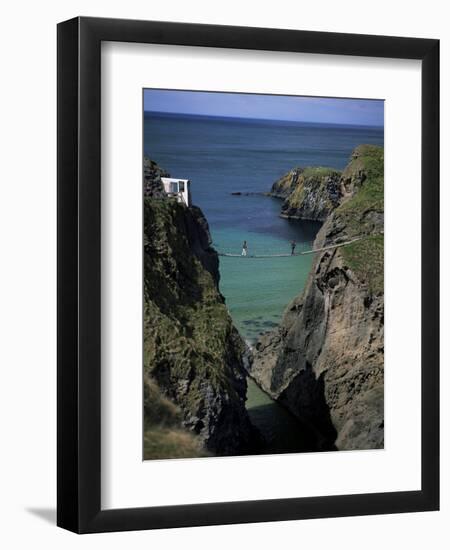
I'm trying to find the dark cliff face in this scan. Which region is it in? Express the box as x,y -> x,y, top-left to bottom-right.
143,158 -> 257,458
251,145 -> 384,451
143,156 -> 169,198
269,167 -> 342,222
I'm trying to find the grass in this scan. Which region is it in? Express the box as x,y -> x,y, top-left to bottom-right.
333,145 -> 384,294
144,427 -> 208,460
341,234 -> 384,295
143,374 -> 208,460
333,145 -> 384,230
302,166 -> 340,179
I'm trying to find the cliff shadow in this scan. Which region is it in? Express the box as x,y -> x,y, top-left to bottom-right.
246,401 -> 319,455
278,362 -> 337,452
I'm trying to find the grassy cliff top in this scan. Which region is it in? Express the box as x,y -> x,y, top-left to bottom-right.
339,145 -> 384,217
301,166 -> 341,179
335,144 -> 384,294
341,234 -> 384,294
271,166 -> 341,197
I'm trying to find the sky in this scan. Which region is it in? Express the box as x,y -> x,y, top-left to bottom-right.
143,89 -> 384,127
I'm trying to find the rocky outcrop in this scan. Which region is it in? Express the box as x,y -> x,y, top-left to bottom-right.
143,156 -> 169,198
143,158 -> 258,458
251,145 -> 384,450
269,167 -> 342,222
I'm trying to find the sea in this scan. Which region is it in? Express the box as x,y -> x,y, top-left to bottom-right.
144,111 -> 384,452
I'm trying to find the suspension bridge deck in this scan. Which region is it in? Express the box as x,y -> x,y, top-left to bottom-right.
217,237 -> 362,258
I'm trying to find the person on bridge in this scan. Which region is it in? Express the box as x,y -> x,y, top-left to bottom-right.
291,240 -> 296,255
241,241 -> 248,256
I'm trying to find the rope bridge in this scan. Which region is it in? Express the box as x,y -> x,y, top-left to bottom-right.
216,237 -> 362,258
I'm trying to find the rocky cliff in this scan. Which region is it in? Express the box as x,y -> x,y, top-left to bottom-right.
269,166 -> 342,221
143,157 -> 257,458
143,156 -> 169,198
251,145 -> 384,450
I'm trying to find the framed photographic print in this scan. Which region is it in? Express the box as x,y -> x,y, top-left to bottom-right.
57,17 -> 439,533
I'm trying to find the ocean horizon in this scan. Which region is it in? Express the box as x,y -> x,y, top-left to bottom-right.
144,106 -> 384,454
144,110 -> 384,342
144,109 -> 384,130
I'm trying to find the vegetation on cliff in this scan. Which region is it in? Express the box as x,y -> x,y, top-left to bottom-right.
269,166 -> 342,221
143,375 -> 207,459
335,145 -> 384,294
251,145 -> 384,451
143,157 -> 257,459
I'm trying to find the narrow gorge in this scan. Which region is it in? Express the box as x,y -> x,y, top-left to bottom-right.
143,143 -> 384,458
250,144 -> 384,450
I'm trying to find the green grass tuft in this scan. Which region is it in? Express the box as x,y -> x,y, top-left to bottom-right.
341,234 -> 384,295
144,427 -> 209,460
334,145 -> 384,236
143,375 -> 207,460
302,166 -> 340,179
333,145 -> 384,293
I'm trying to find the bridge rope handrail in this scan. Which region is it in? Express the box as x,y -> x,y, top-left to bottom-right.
216,236 -> 365,258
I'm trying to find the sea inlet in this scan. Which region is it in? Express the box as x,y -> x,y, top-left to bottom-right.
144,110 -> 384,454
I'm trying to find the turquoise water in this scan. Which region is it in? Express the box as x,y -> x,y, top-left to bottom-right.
144,111 -> 383,343
215,226 -> 317,342
144,111 -> 383,452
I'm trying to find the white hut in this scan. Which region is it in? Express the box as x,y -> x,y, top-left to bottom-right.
161,177 -> 191,206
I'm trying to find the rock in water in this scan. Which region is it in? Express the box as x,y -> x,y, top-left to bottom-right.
269,166 -> 342,222
251,145 -> 384,451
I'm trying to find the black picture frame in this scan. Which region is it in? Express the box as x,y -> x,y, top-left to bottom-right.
57,16 -> 439,533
